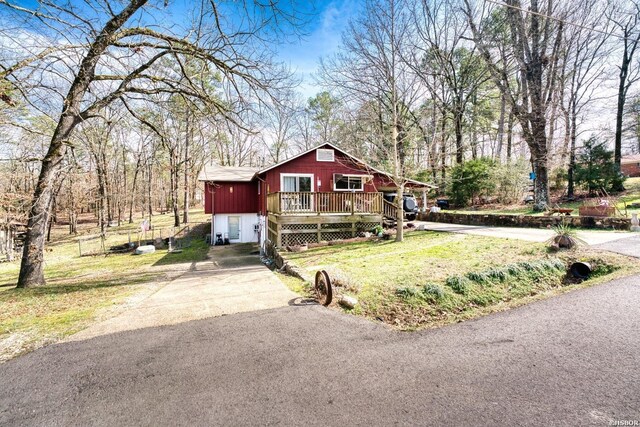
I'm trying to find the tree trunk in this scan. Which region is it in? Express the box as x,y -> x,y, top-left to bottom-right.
182,113 -> 191,224
614,64 -> 627,190
16,0 -> 149,288
394,134 -> 404,243
496,92 -> 506,159
68,177 -> 77,235
18,117 -> 75,287
454,108 -> 463,164
129,153 -> 141,223
529,128 -> 551,210
440,110 -> 447,184
147,156 -> 153,219
169,148 -> 180,228
506,110 -> 514,161
567,99 -> 578,198
47,193 -> 56,243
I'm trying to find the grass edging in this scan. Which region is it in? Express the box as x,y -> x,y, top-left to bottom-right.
278,232 -> 639,331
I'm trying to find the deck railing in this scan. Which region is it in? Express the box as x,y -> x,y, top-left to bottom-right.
383,199 -> 398,220
267,192 -> 383,215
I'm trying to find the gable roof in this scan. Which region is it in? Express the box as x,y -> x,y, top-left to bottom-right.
622,154 -> 640,164
258,142 -> 436,189
197,164 -> 258,182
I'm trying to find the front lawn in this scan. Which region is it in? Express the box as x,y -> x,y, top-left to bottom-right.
282,231 -> 639,330
0,209 -> 210,362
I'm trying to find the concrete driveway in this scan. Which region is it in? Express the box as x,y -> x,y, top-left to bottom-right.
1,274 -> 639,425
593,235 -> 640,258
414,220 -> 635,246
71,243 -> 297,341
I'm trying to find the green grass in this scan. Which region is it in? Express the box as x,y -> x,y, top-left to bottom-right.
282,231 -> 639,330
0,209 -> 210,361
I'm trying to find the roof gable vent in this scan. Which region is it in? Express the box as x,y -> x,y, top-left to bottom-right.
316,148 -> 335,162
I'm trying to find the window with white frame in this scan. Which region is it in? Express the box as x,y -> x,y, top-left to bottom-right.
281,174 -> 313,192
316,149 -> 335,162
334,174 -> 365,191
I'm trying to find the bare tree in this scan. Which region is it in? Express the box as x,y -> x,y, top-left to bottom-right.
562,3 -> 612,197
465,0 -> 566,210
412,0 -> 490,164
0,0 -> 297,287
261,89 -> 300,163
320,0 -> 424,242
609,0 -> 640,184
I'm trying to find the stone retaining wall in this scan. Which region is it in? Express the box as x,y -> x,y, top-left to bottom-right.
417,211 -> 631,230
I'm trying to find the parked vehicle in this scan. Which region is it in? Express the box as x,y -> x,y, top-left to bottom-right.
383,193 -> 419,221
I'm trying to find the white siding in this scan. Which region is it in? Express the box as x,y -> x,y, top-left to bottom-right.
211,213 -> 260,244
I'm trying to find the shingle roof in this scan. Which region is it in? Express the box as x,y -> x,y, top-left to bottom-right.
197,164 -> 258,182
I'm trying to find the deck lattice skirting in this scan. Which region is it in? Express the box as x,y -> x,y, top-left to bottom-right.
267,213 -> 381,247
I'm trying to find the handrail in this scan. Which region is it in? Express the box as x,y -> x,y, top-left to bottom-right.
267,192 -> 383,215
383,199 -> 397,220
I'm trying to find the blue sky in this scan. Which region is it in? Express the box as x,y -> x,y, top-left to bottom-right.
159,0 -> 360,98
3,0 -> 359,99
276,0 -> 361,98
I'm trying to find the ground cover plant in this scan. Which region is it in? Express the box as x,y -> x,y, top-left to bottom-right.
0,210 -> 210,362
281,231 -> 639,330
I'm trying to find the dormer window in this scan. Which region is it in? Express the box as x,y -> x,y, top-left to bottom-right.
316,148 -> 335,162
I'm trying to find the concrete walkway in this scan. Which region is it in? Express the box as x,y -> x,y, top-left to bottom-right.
414,220 -> 635,246
70,244 -> 297,341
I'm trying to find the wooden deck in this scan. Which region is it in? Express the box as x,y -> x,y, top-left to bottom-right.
265,192 -> 386,247
267,192 -> 383,215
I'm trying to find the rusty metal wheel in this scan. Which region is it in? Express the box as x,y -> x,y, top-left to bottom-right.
315,270 -> 332,306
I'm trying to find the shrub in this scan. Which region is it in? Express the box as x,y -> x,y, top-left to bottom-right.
395,286 -> 420,299
448,158 -> 496,206
490,160 -> 530,204
445,275 -> 472,295
422,283 -> 445,300
485,267 -> 508,282
574,136 -> 626,194
466,271 -> 491,285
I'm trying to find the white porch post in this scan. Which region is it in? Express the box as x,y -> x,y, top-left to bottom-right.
214,214 -> 216,246
422,190 -> 428,212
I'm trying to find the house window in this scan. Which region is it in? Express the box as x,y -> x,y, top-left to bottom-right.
316,149 -> 335,162
281,174 -> 314,192
334,174 -> 365,191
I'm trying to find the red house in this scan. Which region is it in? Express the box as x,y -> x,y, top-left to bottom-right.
198,143 -> 435,247
621,154 -> 640,177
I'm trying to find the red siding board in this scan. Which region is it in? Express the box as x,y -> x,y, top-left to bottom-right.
622,163 -> 640,177
206,145 -> 425,215
259,147 -> 401,212
209,181 -> 258,214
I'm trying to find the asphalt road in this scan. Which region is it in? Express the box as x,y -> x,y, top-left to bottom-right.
1,275 -> 640,426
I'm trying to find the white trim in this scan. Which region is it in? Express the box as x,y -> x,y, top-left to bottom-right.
333,174 -> 366,192
316,148 -> 335,162
214,214 -> 216,246
280,173 -> 315,192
